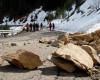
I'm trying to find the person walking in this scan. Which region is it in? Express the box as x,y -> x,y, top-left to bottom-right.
33,22 -> 36,32
30,23 -> 32,32
49,22 -> 52,31
26,23 -> 29,32
52,23 -> 55,30
40,23 -> 43,30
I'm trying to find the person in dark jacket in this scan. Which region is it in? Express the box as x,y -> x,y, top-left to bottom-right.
26,23 -> 29,32
49,22 -> 52,31
32,22 -> 36,32
30,23 -> 32,32
40,23 -> 43,30
52,23 -> 55,30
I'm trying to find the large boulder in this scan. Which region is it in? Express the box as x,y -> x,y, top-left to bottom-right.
49,56 -> 76,72
2,49 -> 42,69
71,33 -> 94,42
81,45 -> 100,65
52,43 -> 94,71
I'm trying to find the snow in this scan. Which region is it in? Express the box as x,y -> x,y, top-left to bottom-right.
8,26 -> 23,36
52,0 -> 100,33
86,23 -> 100,33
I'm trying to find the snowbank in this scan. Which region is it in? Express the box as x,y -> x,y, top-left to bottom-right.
8,26 -> 23,36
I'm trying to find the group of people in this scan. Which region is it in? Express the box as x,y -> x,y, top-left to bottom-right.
24,22 -> 55,32
24,23 -> 43,32
49,22 -> 55,31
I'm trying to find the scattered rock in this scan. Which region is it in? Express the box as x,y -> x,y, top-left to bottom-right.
24,43 -> 26,45
11,43 -> 17,46
2,49 -> 42,69
57,33 -> 70,44
39,37 -> 52,44
51,40 -> 65,48
81,45 -> 100,65
51,33 -> 70,47
52,43 -> 94,71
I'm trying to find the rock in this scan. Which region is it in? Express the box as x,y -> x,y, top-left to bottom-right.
0,56 -> 4,65
51,33 -> 70,47
39,37 -> 52,44
11,43 -> 17,46
81,45 -> 100,65
57,33 -> 70,44
73,32 -> 83,35
52,43 -> 94,71
89,40 -> 100,53
76,40 -> 89,46
51,40 -> 65,48
72,33 -> 94,42
99,54 -> 100,58
50,56 -> 76,72
92,29 -> 100,38
2,49 -> 42,69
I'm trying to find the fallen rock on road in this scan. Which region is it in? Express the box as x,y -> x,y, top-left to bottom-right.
2,49 -> 42,69
50,43 -> 94,73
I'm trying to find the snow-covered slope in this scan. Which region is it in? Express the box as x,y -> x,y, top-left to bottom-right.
52,0 -> 100,33
1,0 -> 100,35
25,7 -> 48,26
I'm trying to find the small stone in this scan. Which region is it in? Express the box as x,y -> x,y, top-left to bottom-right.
11,43 -> 17,46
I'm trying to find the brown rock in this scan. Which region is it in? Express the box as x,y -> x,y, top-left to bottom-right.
89,40 -> 100,53
2,49 -> 42,69
50,56 -> 76,72
92,29 -> 100,38
73,32 -> 83,35
81,45 -> 100,65
11,43 -> 17,46
57,33 -> 70,44
52,43 -> 94,71
72,33 -> 93,42
76,40 -> 89,46
0,56 -> 4,65
39,37 -> 52,44
51,40 -> 65,48
51,33 -> 70,47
